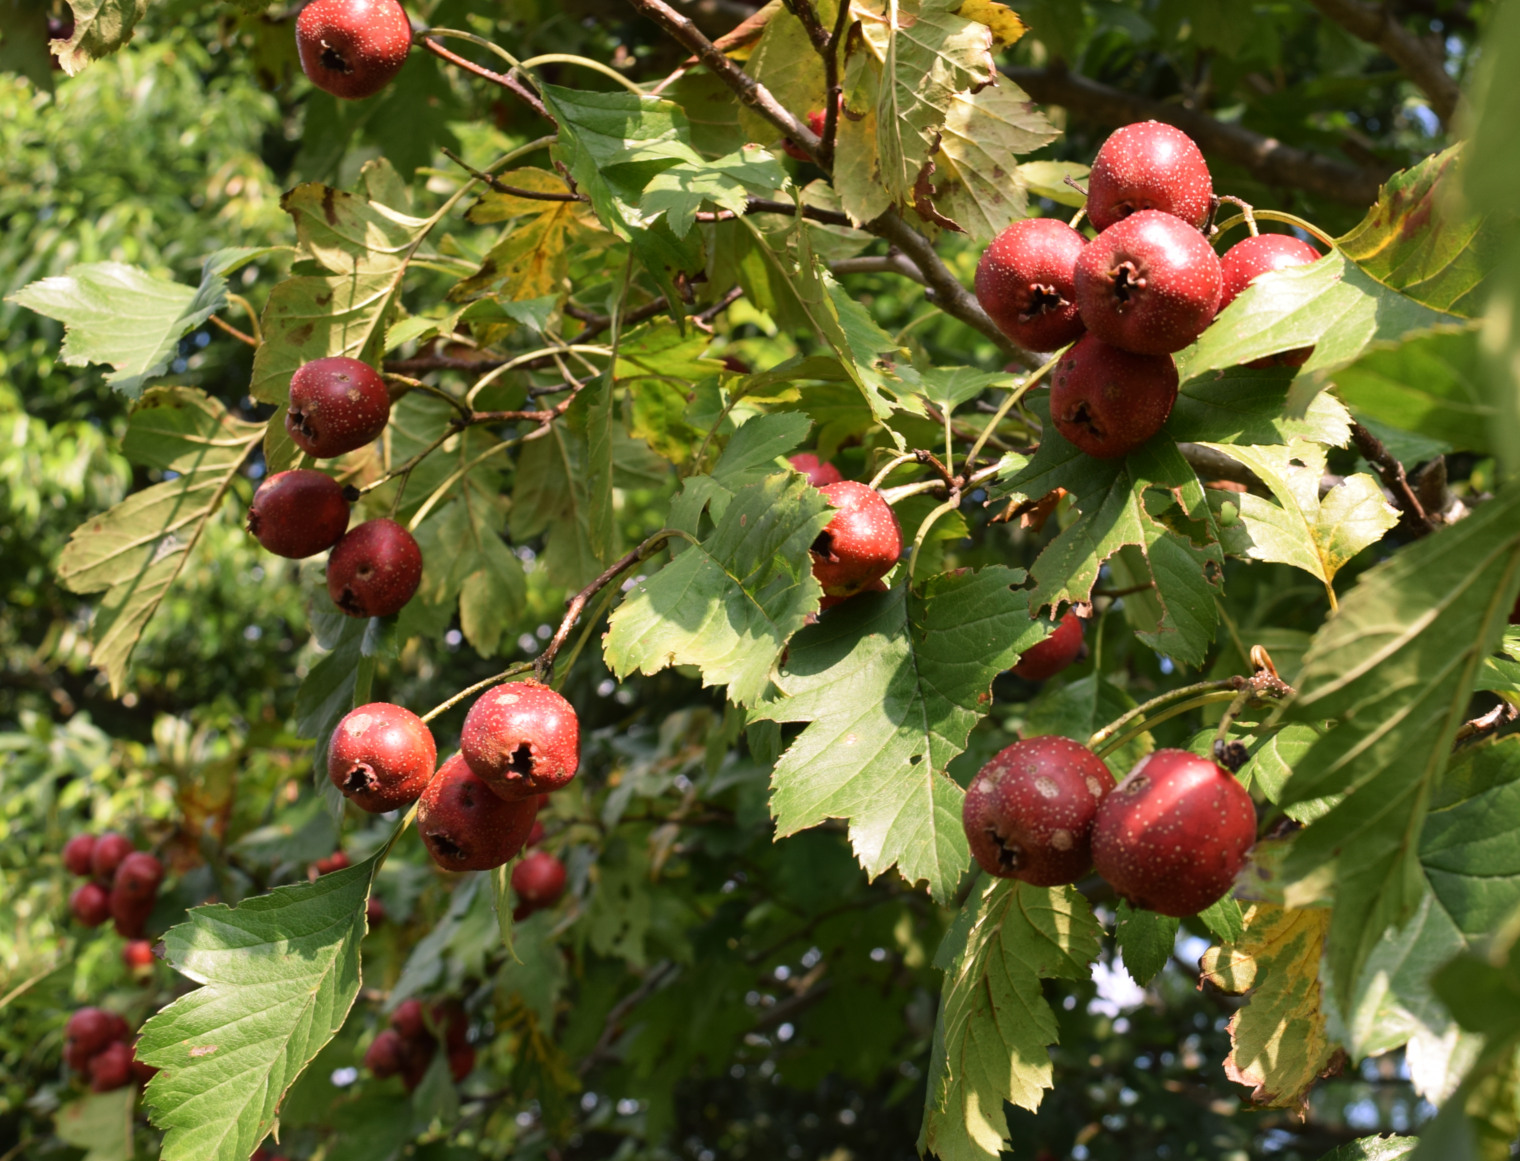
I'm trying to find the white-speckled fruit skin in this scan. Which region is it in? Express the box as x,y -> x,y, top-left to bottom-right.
974,218 -> 1089,352
327,702 -> 436,813
418,754 -> 539,872
963,735 -> 1117,886
1091,748 -> 1257,918
810,481 -> 902,596
296,0 -> 413,101
286,356 -> 393,458
326,518 -> 423,618
1049,334 -> 1178,459
1074,210 -> 1223,356
1086,121 -> 1213,232
460,680 -> 581,801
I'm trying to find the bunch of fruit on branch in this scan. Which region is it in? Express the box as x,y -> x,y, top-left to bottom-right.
64,830 -> 165,951
62,1007 -> 156,1093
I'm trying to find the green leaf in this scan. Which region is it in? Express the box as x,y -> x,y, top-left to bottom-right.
1168,365 -> 1352,447
1199,896 -> 1247,944
640,146 -> 789,238
615,322 -> 721,465
510,423 -> 603,589
1422,736 -> 1520,940
294,614 -> 390,800
1114,901 -> 1177,985
918,878 -> 1101,1161
913,367 -> 1013,417
56,388 -> 263,694
455,168 -> 605,303
604,473 -> 831,706
755,567 -> 1044,901
139,860 -> 374,1161
670,411 -> 814,534
52,0 -> 148,75
1318,1138 -> 1418,1161
566,370 -> 618,567
54,1088 -> 135,1161
1278,486 -> 1520,1013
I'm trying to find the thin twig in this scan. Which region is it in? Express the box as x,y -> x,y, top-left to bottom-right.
577,961 -> 678,1075
1350,421 -> 1437,537
209,314 -> 257,346
440,147 -> 585,201
819,0 -> 852,167
419,36 -> 551,121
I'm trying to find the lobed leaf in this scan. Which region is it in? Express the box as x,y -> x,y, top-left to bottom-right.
54,1088 -> 134,1161
51,0 -> 147,75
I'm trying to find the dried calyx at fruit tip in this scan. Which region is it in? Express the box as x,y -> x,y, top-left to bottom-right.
296,0 -> 414,102
809,481 -> 902,597
284,355 -> 393,458
327,702 -> 437,812
1049,335 -> 1179,460
418,753 -> 539,871
459,680 -> 580,801
974,217 -> 1088,352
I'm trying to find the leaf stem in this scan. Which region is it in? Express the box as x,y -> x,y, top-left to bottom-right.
906,493 -> 960,582
1095,691 -> 1242,760
963,348 -> 1063,474
517,52 -> 646,94
421,662 -> 537,724
1089,679 -> 1241,752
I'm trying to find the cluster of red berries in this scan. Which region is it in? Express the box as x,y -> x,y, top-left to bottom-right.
296,0 -> 414,101
364,997 -> 474,1092
789,454 -> 903,608
976,121 -> 1322,459
63,1008 -> 156,1092
65,832 -> 164,942
247,357 -> 424,620
963,738 -> 1256,918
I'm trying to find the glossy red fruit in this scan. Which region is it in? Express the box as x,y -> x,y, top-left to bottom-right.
327,518 -> 423,618
1075,210 -> 1222,355
63,833 -> 97,876
314,850 -> 352,875
112,852 -> 164,904
66,1008 -> 121,1060
512,851 -> 568,911
1218,234 -> 1323,368
817,577 -> 888,613
1085,121 -> 1213,232
110,892 -> 154,939
123,940 -> 155,970
89,1040 -> 134,1092
391,998 -> 427,1041
448,1043 -> 476,1082
328,702 -> 437,812
1049,334 -> 1179,459
790,453 -> 843,488
247,470 -> 351,559
810,481 -> 902,597
460,681 -> 580,801
418,754 -> 539,871
70,881 -> 111,927
963,736 -> 1115,885
1092,748 -> 1257,917
296,0 -> 413,101
365,1028 -> 406,1078
285,356 -> 392,458
974,218 -> 1088,352
90,832 -> 133,880
1012,611 -> 1086,681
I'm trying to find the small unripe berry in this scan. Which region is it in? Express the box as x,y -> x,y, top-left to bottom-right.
789,452 -> 843,488
327,518 -> 423,618
810,481 -> 902,597
328,702 -> 437,812
974,218 -> 1088,352
460,681 -> 580,801
247,470 -> 351,559
285,356 -> 392,458
63,834 -> 97,877
123,940 -> 155,970
418,754 -> 539,872
1086,121 -> 1213,232
70,882 -> 111,927
1012,611 -> 1086,681
512,851 -> 567,911
296,0 -> 413,101
90,832 -> 133,880
89,1041 -> 135,1092
1049,335 -> 1178,460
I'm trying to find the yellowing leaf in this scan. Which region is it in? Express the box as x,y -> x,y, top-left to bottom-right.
455,168 -> 606,303
956,0 -> 1026,47
1200,902 -> 1337,1109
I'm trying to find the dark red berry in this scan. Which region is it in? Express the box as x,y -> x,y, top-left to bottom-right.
63,834 -> 97,877
247,470 -> 351,559
391,998 -> 427,1041
89,1041 -> 134,1092
512,851 -> 567,911
367,896 -> 387,926
110,892 -> 155,940
448,1043 -> 476,1082
66,1009 -> 121,1060
328,702 -> 437,812
1049,334 -> 1178,459
1012,611 -> 1086,681
459,681 -> 580,802
131,1049 -> 158,1086
432,999 -> 470,1051
525,820 -> 546,848
90,832 -> 133,880
399,1038 -> 435,1092
123,940 -> 155,970
327,518 -> 423,618
1074,210 -> 1222,355
70,882 -> 111,927
296,0 -> 413,101
314,850 -> 352,875
962,736 -> 1115,886
782,102 -> 833,160
285,356 -> 392,458
1218,234 -> 1324,368
418,754 -> 539,872
365,1028 -> 406,1078
790,453 -> 843,488
1091,748 -> 1257,917
810,481 -> 902,597
112,852 -> 163,904
1085,121 -> 1213,232
974,218 -> 1088,352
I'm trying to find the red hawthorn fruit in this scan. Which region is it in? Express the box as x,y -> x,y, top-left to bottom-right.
110,892 -> 155,940
328,702 -> 437,812
417,754 -> 540,871
448,1043 -> 476,1082
90,832 -> 133,880
112,851 -> 164,904
391,998 -> 427,1041
70,881 -> 112,927
782,101 -> 835,160
974,218 -> 1088,352
367,896 -> 387,926
459,680 -> 580,801
818,577 -> 889,613
1085,121 -> 1213,232
1074,210 -> 1223,355
789,452 -> 844,488
1049,334 -> 1179,459
315,850 -> 352,875
285,356 -> 392,458
1091,748 -> 1257,917
399,1038 -> 436,1092
512,850 -> 568,911
327,518 -> 424,618
65,1008 -> 122,1061
63,833 -> 97,877
364,1028 -> 406,1078
810,481 -> 902,597
1217,233 -> 1324,368
296,0 -> 413,101
1012,611 -> 1087,681
433,999 -> 470,1051
962,736 -> 1115,886
247,469 -> 351,559
89,1040 -> 135,1092
123,940 -> 155,970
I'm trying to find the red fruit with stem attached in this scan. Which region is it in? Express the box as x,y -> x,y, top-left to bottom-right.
66,1009 -> 121,1061
70,882 -> 111,927
810,481 -> 902,597
962,736 -> 1115,886
296,0 -> 413,101
512,850 -> 568,911
1092,748 -> 1257,917
63,834 -> 96,876
418,754 -> 539,872
1085,121 -> 1213,232
285,356 -> 392,458
89,1041 -> 134,1092
90,832 -> 133,880
1074,210 -> 1222,355
365,1028 -> 407,1078
1012,611 -> 1086,681
123,940 -> 155,970
1218,233 -> 1324,368
327,518 -> 423,618
790,453 -> 843,488
328,702 -> 437,812
460,681 -> 580,802
247,469 -> 351,559
1049,334 -> 1179,459
974,218 -> 1088,352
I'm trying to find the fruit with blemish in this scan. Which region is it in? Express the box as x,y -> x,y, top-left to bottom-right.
1074,210 -> 1222,355
974,217 -> 1088,352
789,452 -> 843,488
1012,610 -> 1086,680
327,517 -> 423,618
328,702 -> 437,812
1217,233 -> 1324,367
962,736 -> 1115,886
1049,334 -> 1179,459
1091,748 -> 1257,917
512,850 -> 568,913
70,882 -> 111,927
417,753 -> 540,871
284,356 -> 392,458
459,681 -> 580,801
90,832 -> 133,880
296,0 -> 413,101
810,481 -> 902,597
63,834 -> 96,876
247,469 -> 351,559
1085,121 -> 1213,232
